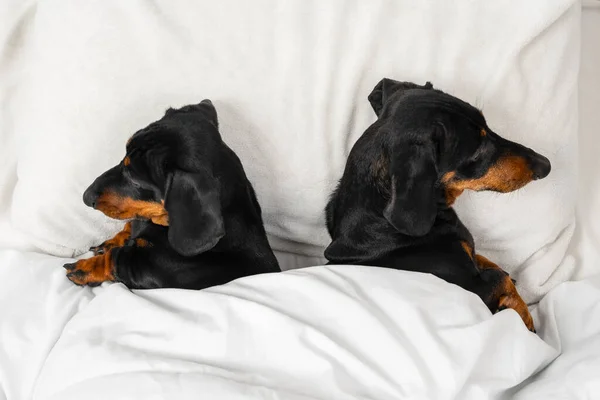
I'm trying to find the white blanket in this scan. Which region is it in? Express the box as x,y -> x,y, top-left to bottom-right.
1,250 -> 599,400
2,2 -> 598,399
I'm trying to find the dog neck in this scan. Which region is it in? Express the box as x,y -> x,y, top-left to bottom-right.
326,195 -> 473,265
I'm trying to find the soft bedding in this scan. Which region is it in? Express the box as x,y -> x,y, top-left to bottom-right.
7,0 -> 582,303
1,249 -> 599,400
2,1 -> 599,400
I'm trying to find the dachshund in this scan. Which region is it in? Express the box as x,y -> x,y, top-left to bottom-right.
64,100 -> 280,289
324,79 -> 551,332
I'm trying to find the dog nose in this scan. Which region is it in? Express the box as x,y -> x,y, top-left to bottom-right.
529,153 -> 551,180
83,188 -> 99,208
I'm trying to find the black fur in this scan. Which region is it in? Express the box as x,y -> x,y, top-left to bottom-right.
325,78 -> 551,315
76,100 -> 280,290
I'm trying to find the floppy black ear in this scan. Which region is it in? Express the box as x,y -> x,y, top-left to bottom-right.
368,78 -> 434,117
165,168 -> 225,256
384,142 -> 438,236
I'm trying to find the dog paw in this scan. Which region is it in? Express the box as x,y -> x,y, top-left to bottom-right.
89,245 -> 104,255
63,255 -> 115,287
65,269 -> 100,287
89,242 -> 113,256
63,262 -> 77,271
496,294 -> 536,333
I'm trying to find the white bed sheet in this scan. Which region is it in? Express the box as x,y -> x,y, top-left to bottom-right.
1,6 -> 598,399
1,250 -> 599,400
568,3 -> 600,281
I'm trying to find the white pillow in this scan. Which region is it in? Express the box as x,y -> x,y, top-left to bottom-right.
11,0 -> 580,302
0,0 -> 37,251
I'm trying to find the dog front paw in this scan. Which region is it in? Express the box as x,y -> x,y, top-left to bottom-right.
89,244 -> 106,255
496,293 -> 536,333
89,240 -> 118,255
63,253 -> 115,287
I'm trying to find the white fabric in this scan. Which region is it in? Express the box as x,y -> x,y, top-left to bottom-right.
567,4 -> 600,282
2,249 -> 600,400
512,278 -> 600,399
8,0 -> 580,302
1,3 -> 599,400
0,0 -> 36,252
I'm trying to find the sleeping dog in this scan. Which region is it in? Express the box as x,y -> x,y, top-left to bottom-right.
325,79 -> 551,332
64,100 -> 280,289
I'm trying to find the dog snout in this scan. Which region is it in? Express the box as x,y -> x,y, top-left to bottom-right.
528,153 -> 551,180
83,187 -> 99,208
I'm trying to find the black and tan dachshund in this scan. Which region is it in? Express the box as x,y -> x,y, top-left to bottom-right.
64,100 -> 280,289
325,79 -> 551,332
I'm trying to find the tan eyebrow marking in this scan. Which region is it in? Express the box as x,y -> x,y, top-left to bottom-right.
123,156 -> 131,166
480,128 -> 487,137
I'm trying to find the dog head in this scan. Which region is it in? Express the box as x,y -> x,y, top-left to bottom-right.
83,100 -> 225,256
327,78 -> 551,243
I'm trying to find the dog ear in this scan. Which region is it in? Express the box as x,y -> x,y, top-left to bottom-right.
384,142 -> 438,236
368,78 -> 434,117
164,168 -> 225,256
198,99 -> 219,128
